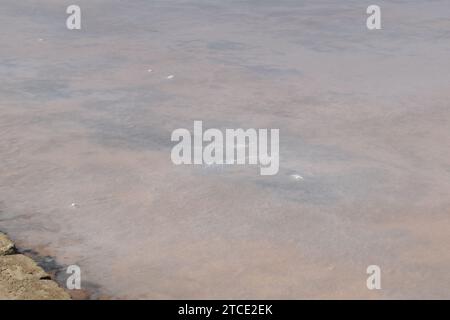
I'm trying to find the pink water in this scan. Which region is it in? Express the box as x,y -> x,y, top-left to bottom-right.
1,0 -> 449,298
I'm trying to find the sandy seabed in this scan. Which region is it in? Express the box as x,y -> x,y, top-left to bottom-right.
0,0 -> 450,299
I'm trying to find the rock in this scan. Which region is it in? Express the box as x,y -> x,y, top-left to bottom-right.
0,254 -> 70,300
0,233 -> 15,256
0,232 -> 70,299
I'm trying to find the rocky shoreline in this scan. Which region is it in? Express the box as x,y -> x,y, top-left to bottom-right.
0,232 -> 71,300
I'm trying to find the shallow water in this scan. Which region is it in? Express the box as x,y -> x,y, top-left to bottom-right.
1,0 -> 450,298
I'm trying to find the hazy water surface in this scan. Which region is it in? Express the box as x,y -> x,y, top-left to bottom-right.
1,0 -> 450,298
